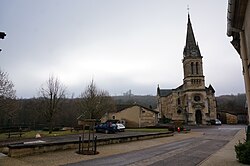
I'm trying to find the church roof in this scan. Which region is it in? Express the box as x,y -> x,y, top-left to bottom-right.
157,84 -> 184,97
206,84 -> 215,93
183,14 -> 201,57
158,89 -> 172,97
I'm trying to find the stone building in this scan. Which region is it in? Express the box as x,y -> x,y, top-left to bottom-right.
227,0 -> 250,124
101,104 -> 158,128
157,14 -> 217,125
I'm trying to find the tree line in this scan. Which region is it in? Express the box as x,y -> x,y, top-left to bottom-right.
0,70 -> 116,133
1,68 -> 247,133
216,94 -> 247,114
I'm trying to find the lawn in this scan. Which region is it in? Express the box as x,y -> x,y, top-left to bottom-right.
0,128 -> 170,142
126,128 -> 169,132
0,130 -> 84,142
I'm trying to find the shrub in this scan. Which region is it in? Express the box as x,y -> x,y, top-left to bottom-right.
246,125 -> 250,142
235,141 -> 250,164
173,121 -> 184,129
53,127 -> 60,131
159,117 -> 172,124
42,127 -> 49,131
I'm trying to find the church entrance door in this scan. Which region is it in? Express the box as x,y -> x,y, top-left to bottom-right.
195,110 -> 202,124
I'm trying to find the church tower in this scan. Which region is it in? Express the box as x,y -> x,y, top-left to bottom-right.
157,14 -> 217,125
183,14 -> 205,91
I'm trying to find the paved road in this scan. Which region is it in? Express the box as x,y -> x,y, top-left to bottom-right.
64,125 -> 243,166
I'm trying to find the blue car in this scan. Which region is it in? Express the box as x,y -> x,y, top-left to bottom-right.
95,123 -> 117,134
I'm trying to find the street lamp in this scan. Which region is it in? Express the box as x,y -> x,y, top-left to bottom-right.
0,32 -> 6,52
0,32 -> 6,39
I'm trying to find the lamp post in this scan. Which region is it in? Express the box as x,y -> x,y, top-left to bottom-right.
0,32 -> 6,39
0,32 -> 6,52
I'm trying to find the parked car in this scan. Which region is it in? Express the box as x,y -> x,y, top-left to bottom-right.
106,120 -> 120,124
210,119 -> 222,125
95,123 -> 117,134
105,120 -> 126,132
116,123 -> 125,132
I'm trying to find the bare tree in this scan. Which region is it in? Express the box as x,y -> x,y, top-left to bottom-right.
39,75 -> 66,133
79,80 -> 115,119
0,69 -> 17,126
0,69 -> 15,99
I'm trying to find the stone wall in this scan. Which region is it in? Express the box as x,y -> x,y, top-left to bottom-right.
8,132 -> 173,157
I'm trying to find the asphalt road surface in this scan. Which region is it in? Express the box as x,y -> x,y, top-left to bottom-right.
64,125 -> 243,166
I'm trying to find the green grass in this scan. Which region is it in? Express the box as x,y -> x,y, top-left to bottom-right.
0,130 -> 86,141
126,128 -> 169,132
0,128 -> 169,142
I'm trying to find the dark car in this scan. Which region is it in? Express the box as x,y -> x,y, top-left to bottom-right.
95,123 -> 117,134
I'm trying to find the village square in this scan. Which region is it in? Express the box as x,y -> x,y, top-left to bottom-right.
0,0 -> 250,165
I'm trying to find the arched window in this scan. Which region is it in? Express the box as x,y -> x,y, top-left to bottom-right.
196,62 -> 199,74
177,98 -> 181,105
191,62 -> 194,74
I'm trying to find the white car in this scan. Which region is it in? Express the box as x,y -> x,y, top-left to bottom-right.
215,119 -> 222,125
116,123 -> 125,132
211,119 -> 222,125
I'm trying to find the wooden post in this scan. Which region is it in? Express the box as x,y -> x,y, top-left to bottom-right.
78,136 -> 81,153
82,124 -> 85,153
88,125 -> 91,151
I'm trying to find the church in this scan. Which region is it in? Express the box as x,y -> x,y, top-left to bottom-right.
157,14 -> 217,125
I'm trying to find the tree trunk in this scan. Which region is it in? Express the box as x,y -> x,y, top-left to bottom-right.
49,121 -> 53,134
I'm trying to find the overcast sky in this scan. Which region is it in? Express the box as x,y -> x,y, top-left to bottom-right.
0,0 -> 245,98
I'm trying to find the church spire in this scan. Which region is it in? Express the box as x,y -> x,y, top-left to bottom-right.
186,14 -> 196,48
183,14 -> 201,57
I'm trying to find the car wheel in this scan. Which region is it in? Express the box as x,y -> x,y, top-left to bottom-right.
105,130 -> 109,134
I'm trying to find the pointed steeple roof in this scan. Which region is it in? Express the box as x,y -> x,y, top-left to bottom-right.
186,14 -> 196,48
183,14 -> 201,57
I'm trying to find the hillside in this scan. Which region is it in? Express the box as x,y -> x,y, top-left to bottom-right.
112,95 -> 157,109
216,94 -> 247,114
